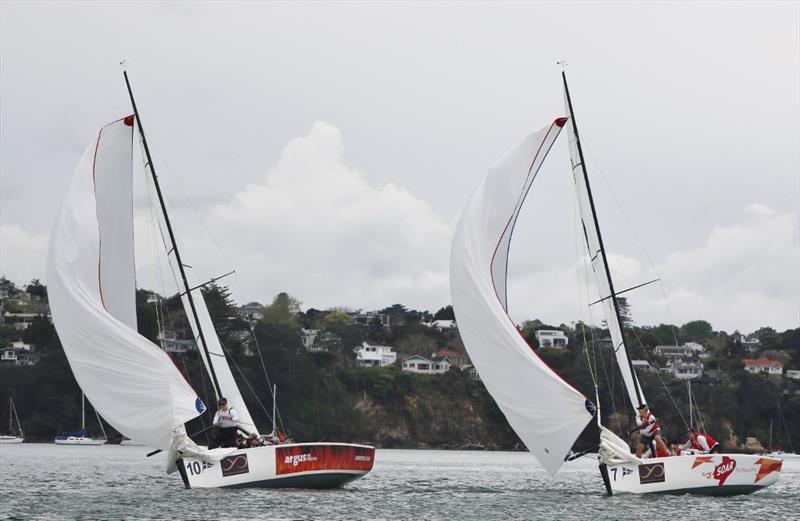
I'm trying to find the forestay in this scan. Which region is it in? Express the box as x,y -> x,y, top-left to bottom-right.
562,88 -> 645,413
47,117 -> 205,452
450,119 -> 594,476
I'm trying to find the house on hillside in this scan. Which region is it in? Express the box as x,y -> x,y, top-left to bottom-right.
423,320 -> 458,333
668,360 -> 703,380
653,345 -> 694,360
430,349 -> 468,368
354,342 -> 396,367
402,355 -> 451,375
535,330 -> 568,348
743,358 -> 783,376
734,334 -> 761,353
349,310 -> 391,331
631,359 -> 654,373
239,302 -> 264,321
157,329 -> 196,355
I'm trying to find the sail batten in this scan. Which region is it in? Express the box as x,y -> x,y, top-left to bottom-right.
451,119 -> 594,476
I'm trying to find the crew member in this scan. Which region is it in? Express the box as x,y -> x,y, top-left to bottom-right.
635,404 -> 668,458
211,397 -> 239,449
680,428 -> 720,454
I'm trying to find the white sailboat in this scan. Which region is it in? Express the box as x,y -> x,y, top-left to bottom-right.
450,70 -> 783,495
0,397 -> 24,443
54,393 -> 106,445
47,71 -> 374,488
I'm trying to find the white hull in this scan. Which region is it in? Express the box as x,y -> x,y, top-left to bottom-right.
180,442 -> 375,489
604,453 -> 782,495
120,439 -> 144,446
54,436 -> 106,445
0,436 -> 24,444
764,451 -> 800,461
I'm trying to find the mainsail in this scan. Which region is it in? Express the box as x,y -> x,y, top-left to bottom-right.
562,74 -> 645,413
450,119 -> 595,476
47,117 -> 205,451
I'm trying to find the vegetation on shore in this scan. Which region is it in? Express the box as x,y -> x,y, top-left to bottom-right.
0,277 -> 797,454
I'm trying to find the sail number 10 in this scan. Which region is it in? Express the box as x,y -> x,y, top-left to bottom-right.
186,461 -> 203,476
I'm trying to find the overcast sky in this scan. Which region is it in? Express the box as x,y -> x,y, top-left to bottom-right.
1,1 -> 798,334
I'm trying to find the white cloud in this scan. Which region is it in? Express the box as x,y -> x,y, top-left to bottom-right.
0,224 -> 49,286
508,204 -> 799,333
205,121 -> 451,311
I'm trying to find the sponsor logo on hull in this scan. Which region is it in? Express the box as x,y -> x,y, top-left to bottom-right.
754,458 -> 782,483
638,463 -> 665,484
275,445 -> 374,475
221,454 -> 250,477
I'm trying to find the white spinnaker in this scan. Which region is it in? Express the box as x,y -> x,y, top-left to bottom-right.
450,119 -> 594,476
47,117 -> 205,452
179,278 -> 259,435
563,100 -> 645,414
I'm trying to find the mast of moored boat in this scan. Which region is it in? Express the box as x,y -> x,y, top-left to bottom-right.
7,398 -> 11,435
561,71 -> 645,410
122,71 -> 223,400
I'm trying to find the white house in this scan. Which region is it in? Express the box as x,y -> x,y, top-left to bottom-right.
239,302 -> 264,321
785,369 -> 800,380
668,360 -> 703,380
734,334 -> 761,353
535,330 -> 568,348
301,329 -> 339,352
631,359 -> 654,373
402,355 -> 451,375
653,345 -> 694,359
354,342 -> 396,367
157,329 -> 196,355
423,320 -> 457,333
743,358 -> 783,376
349,311 -> 391,331
684,342 -> 708,358
301,329 -> 321,351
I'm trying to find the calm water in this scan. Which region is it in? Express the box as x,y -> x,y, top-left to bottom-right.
1,444 -> 798,520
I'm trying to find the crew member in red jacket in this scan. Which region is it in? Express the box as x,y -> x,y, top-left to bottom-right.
680,428 -> 721,454
634,404 -> 668,458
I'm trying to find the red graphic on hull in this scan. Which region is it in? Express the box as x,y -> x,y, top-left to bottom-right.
754,458 -> 782,483
712,456 -> 736,486
275,445 -> 375,475
692,456 -> 713,469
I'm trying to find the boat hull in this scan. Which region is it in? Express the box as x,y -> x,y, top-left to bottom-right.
54,437 -> 106,445
604,453 -> 782,495
180,442 -> 375,489
0,436 -> 24,444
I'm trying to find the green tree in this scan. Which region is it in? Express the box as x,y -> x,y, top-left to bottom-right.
25,279 -> 47,299
261,292 -> 302,328
433,305 -> 455,321
680,320 -> 713,342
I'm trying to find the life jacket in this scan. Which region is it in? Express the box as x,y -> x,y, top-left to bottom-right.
655,447 -> 669,457
638,411 -> 660,437
692,433 -> 718,452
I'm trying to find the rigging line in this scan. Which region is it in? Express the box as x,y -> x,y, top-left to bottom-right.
248,319 -> 286,433
147,141 -> 284,418
582,143 -> 680,347
777,400 -> 795,452
219,341 -> 274,428
628,326 -> 688,429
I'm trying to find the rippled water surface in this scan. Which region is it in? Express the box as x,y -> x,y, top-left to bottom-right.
1,444 -> 798,520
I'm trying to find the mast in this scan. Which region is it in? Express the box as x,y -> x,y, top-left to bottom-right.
271,384 -> 277,436
81,392 -> 85,431
7,398 -> 11,435
688,379 -> 693,429
561,71 -> 644,409
122,71 -> 223,400
12,399 -> 22,438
